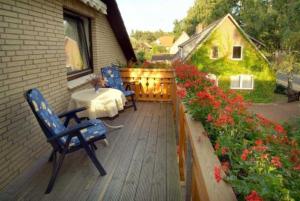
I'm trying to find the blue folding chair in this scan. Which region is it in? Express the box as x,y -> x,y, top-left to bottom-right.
25,88 -> 107,194
101,65 -> 137,111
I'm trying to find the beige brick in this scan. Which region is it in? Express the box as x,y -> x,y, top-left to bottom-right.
1,45 -> 20,51
0,21 -> 8,27
3,16 -> 22,24
18,14 -> 33,20
1,33 -> 19,39
8,23 -> 18,29
0,10 -> 18,18
11,55 -> 27,61
8,71 -> 25,78
6,51 -> 15,56
3,66 -> 22,73
15,1 -> 31,10
5,28 -> 22,34
12,6 -> 29,14
6,60 -> 25,67
5,39 -> 23,45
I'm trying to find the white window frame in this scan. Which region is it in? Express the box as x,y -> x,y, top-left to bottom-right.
230,74 -> 254,90
210,46 -> 219,59
231,45 -> 243,60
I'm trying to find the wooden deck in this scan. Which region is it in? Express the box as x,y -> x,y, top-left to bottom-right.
0,102 -> 182,201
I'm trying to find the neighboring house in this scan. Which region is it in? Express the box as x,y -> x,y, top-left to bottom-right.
151,54 -> 175,63
0,0 -> 135,190
177,14 -> 275,102
169,32 -> 190,54
155,36 -> 175,48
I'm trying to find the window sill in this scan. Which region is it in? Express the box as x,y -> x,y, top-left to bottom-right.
230,88 -> 254,90
67,74 -> 91,90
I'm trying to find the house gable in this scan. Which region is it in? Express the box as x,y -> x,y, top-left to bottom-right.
188,14 -> 275,103
181,14 -> 268,64
190,15 -> 270,75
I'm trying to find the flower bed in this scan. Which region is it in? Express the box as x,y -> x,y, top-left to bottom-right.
175,64 -> 300,201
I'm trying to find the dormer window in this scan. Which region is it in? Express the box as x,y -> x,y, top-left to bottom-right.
232,46 -> 242,60
211,46 -> 219,59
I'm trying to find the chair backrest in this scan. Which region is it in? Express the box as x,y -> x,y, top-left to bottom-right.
25,89 -> 66,147
101,65 -> 125,92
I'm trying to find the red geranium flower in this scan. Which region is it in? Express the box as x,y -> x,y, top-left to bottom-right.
271,156 -> 282,168
245,191 -> 263,201
214,142 -> 220,151
293,164 -> 300,171
207,113 -> 213,122
260,154 -> 269,160
241,149 -> 251,161
221,147 -> 229,155
221,161 -> 230,173
214,165 -> 222,183
274,124 -> 285,134
177,88 -> 187,99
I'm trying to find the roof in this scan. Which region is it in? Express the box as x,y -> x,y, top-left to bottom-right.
170,32 -> 190,54
79,0 -> 107,14
151,54 -> 175,62
102,0 -> 136,61
179,18 -> 222,48
179,14 -> 268,63
157,36 -> 175,47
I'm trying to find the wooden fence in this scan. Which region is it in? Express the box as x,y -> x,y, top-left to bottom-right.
174,95 -> 237,201
120,68 -> 175,102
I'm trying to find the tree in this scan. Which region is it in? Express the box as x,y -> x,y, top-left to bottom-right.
273,51 -> 300,93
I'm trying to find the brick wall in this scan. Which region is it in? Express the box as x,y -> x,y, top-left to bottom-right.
0,0 -> 127,190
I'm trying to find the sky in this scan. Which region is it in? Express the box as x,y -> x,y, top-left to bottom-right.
116,0 -> 194,33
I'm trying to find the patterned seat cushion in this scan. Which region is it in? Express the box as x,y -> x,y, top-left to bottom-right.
27,89 -> 107,147
123,90 -> 135,96
69,119 -> 107,147
101,66 -> 134,97
27,89 -> 66,139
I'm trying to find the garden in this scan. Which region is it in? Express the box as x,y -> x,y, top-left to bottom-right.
175,63 -> 300,201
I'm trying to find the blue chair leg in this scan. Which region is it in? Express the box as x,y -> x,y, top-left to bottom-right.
77,135 -> 106,176
45,151 -> 65,194
48,150 -> 55,162
45,137 -> 71,194
91,143 -> 98,150
131,94 -> 137,111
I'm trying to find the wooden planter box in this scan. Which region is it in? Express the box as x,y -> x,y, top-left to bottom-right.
120,68 -> 175,102
174,89 -> 237,201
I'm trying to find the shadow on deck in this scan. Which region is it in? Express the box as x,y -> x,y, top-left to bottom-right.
0,102 -> 182,201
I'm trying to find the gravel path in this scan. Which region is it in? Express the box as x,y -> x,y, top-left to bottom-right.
249,101 -> 300,123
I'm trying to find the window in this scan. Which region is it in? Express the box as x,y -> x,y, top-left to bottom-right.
211,46 -> 219,59
63,10 -> 92,80
230,75 -> 254,90
232,46 -> 242,60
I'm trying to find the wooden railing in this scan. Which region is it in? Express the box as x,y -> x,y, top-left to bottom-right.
120,68 -> 175,102
174,95 -> 237,201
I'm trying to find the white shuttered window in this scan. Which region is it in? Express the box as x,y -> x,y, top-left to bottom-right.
230,75 -> 254,90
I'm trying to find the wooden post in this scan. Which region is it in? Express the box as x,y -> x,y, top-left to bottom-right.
185,137 -> 192,201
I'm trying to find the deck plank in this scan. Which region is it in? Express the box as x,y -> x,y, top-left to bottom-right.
150,103 -> 167,201
0,103 -> 182,201
166,104 -> 182,201
87,103 -> 147,201
134,104 -> 160,201
118,112 -> 153,201
102,103 -> 153,201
